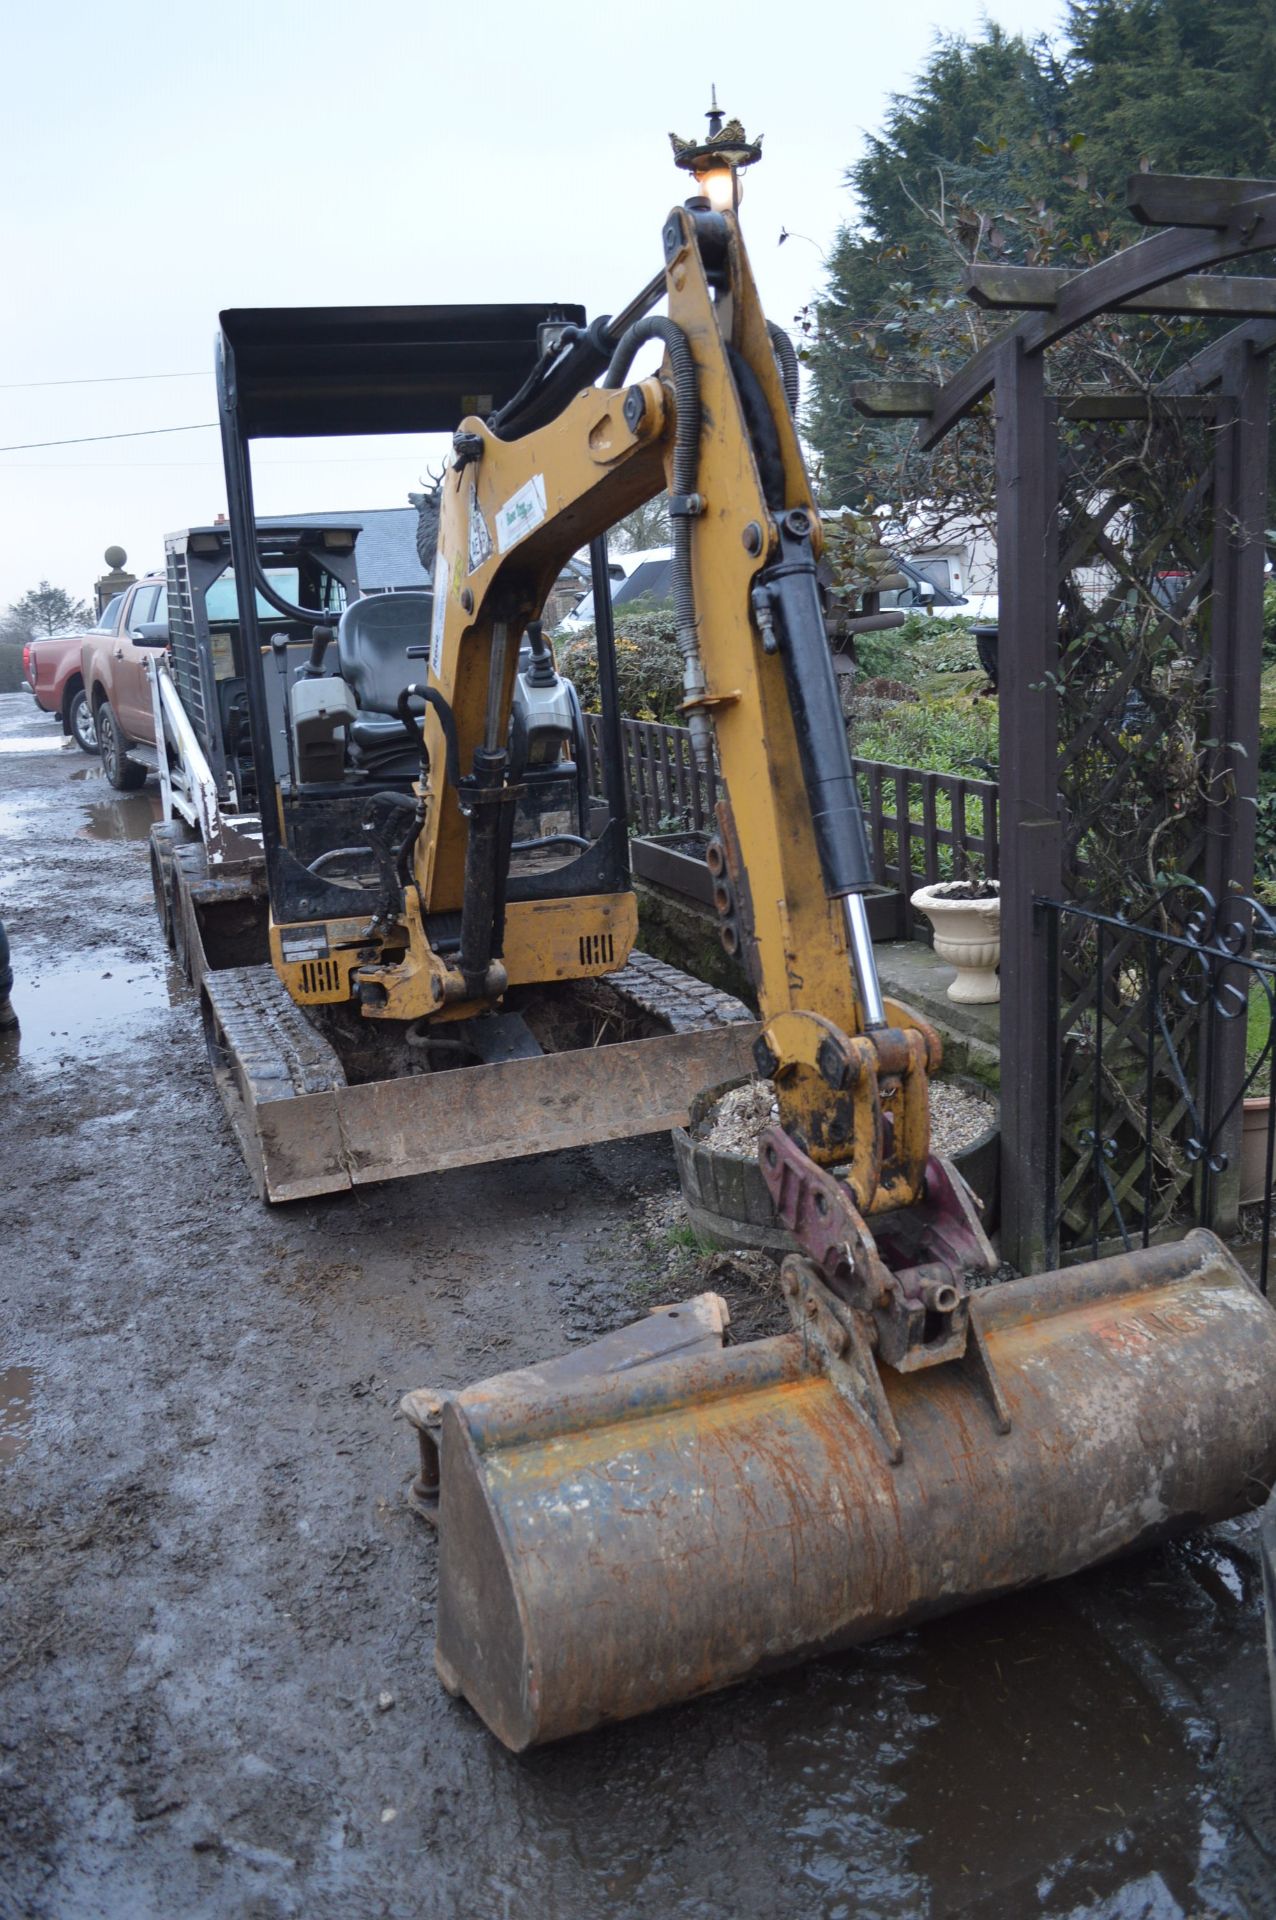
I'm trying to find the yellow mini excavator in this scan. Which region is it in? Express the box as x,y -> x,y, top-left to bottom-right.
379,119 -> 1276,1750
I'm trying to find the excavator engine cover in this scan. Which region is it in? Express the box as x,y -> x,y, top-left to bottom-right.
431,1231 -> 1276,1750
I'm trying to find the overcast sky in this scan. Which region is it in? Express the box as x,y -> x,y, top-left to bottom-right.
1,0 -> 1064,611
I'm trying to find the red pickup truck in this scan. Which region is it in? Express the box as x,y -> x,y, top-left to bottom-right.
23,609 -> 116,752
22,573 -> 167,760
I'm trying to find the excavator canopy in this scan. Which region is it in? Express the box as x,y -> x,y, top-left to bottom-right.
217,302 -> 586,437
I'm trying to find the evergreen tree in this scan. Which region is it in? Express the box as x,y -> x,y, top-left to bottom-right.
1066,0 -> 1276,189
805,0 -> 1276,507
7,582 -> 92,638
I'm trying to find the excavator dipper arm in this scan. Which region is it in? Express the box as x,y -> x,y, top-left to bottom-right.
413,185 -> 1276,1753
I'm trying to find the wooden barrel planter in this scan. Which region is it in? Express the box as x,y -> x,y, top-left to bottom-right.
673,1075 -> 1000,1253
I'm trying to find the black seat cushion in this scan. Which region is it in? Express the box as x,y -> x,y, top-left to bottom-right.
336,591 -> 434,717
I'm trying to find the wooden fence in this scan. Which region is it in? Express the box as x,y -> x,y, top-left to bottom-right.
584,713 -> 999,915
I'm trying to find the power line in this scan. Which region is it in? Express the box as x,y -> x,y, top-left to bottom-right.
0,423 -> 217,452
0,370 -> 206,391
0,454 -> 437,470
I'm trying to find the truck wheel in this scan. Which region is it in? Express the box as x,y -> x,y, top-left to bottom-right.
97,700 -> 147,792
68,688 -> 98,754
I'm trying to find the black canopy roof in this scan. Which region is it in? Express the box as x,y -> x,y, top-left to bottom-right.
218,303 -> 586,439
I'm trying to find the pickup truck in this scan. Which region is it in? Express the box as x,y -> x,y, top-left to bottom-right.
79,574 -> 169,789
22,606 -> 123,753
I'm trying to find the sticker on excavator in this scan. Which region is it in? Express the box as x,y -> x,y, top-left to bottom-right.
429,560 -> 447,675
467,481 -> 493,574
279,927 -> 330,964
495,474 -> 547,554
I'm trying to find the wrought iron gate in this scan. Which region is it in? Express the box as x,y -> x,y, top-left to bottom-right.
1039,883 -> 1275,1291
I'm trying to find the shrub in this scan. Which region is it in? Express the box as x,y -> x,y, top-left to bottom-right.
854,613 -> 985,684
848,692 -> 998,777
556,603 -> 684,724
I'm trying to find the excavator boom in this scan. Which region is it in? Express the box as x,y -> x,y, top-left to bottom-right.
408,157 -> 1276,1748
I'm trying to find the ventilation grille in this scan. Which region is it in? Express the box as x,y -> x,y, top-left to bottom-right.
579,932 -> 615,969
298,958 -> 343,997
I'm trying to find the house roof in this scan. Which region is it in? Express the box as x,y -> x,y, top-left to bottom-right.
261,508 -> 430,591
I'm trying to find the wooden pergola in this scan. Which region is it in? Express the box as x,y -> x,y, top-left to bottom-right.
852,175 -> 1276,1270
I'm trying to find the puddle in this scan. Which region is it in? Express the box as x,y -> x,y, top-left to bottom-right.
879,1590 -> 1203,1915
0,951 -> 173,1070
519,1564 -> 1248,1920
79,792 -> 163,842
0,1366 -> 36,1464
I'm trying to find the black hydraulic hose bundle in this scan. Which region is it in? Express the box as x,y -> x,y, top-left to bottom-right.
603,316 -> 713,771
767,322 -> 800,417
401,653 -> 463,789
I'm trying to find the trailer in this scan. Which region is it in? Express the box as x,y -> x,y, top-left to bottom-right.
146,518 -> 364,985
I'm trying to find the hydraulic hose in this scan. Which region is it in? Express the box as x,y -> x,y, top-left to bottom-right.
400,656 -> 463,790
767,322 -> 800,417
603,316 -> 713,770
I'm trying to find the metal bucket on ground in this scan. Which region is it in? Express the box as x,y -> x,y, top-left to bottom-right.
429,1231 -> 1276,1751
1262,1486 -> 1276,1742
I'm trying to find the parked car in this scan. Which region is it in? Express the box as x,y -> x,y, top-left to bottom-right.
554,547 -> 673,632
876,556 -> 998,621
79,574 -> 169,789
22,607 -> 120,754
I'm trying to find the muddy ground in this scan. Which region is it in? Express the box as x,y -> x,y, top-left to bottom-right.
1,687 -> 1275,1920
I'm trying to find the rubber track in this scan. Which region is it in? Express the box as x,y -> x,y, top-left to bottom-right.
204,967 -> 348,1100
607,951 -> 754,1035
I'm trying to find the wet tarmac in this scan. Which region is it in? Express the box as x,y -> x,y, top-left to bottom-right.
0,1366 -> 36,1465
1,689 -> 1275,1920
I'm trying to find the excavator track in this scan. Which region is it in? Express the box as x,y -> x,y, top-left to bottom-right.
604,951 -> 755,1034
203,966 -> 348,1101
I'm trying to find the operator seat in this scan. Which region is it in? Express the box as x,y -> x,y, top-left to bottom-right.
335,590 -> 434,777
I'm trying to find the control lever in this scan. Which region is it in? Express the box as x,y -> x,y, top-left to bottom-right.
303,623 -> 336,678
268,633 -> 298,783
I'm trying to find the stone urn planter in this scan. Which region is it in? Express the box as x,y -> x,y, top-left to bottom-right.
1240,1094 -> 1276,1206
910,881 -> 1001,1005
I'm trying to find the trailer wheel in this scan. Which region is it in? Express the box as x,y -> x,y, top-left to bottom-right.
149,824 -> 189,948
170,864 -> 193,981
97,700 -> 147,792
151,841 -> 174,946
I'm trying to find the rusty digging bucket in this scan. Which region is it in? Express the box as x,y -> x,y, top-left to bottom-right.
413,1231 -> 1276,1751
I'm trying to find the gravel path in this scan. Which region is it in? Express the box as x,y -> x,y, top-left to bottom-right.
699,1076 -> 992,1158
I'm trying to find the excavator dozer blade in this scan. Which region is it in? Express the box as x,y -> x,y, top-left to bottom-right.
201,959 -> 758,1203
430,1231 -> 1276,1751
